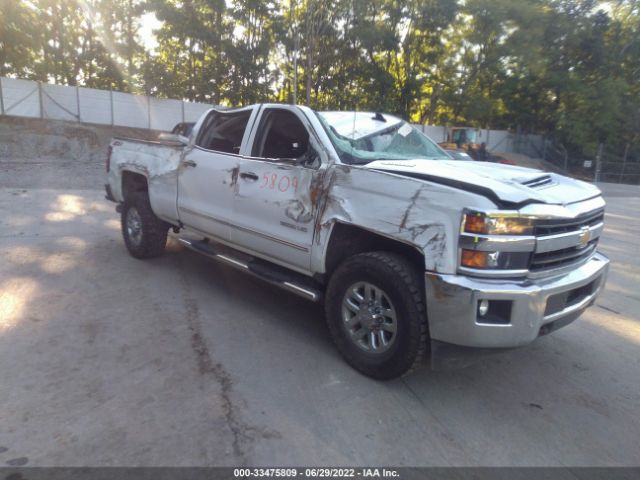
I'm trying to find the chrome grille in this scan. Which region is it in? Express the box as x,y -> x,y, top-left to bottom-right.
531,241 -> 597,272
531,208 -> 604,273
534,208 -> 604,236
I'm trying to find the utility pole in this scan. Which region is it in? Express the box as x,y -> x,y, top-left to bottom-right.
293,30 -> 299,105
595,143 -> 604,183
289,0 -> 299,105
110,88 -> 114,126
76,85 -> 81,122
38,82 -> 44,118
0,77 -> 4,115
620,143 -> 629,183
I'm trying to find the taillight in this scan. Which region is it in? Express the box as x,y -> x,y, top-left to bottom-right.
106,145 -> 112,172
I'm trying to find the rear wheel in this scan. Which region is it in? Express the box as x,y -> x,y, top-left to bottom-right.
121,192 -> 169,259
325,252 -> 428,380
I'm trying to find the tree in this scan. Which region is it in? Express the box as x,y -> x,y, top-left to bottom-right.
0,0 -> 638,165
227,0 -> 277,104
0,0 -> 38,77
147,0 -> 232,102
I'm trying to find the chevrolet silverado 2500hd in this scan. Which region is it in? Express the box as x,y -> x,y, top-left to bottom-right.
105,104 -> 609,379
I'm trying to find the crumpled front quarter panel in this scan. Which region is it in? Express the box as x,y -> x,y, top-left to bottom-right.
314,165 -> 497,274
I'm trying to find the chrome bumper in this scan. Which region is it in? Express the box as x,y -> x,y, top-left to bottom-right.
425,252 -> 609,349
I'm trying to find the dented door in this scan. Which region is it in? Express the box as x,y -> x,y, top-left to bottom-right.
232,107 -> 322,272
232,159 -> 320,272
177,107 -> 256,242
177,147 -> 238,242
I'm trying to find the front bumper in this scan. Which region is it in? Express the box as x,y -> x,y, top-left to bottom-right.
425,252 -> 609,350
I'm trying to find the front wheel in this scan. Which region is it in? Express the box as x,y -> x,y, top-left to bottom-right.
121,192 -> 169,259
325,252 -> 428,380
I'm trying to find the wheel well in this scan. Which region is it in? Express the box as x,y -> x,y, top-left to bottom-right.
122,171 -> 148,201
324,222 -> 425,277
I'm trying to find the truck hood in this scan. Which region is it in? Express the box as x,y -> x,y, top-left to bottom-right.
366,159 -> 601,208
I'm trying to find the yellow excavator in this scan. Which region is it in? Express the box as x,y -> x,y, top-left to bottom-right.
438,127 -> 482,159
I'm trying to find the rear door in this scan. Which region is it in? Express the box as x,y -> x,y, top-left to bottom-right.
177,107 -> 256,241
232,106 -> 324,272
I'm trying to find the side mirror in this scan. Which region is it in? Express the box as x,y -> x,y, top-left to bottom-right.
301,148 -> 321,168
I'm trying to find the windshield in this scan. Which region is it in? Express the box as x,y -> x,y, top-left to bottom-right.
316,111 -> 450,164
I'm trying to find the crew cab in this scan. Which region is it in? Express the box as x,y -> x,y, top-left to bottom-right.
105,104 -> 609,379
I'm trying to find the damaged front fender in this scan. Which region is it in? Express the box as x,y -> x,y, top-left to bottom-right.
311,164 -> 497,275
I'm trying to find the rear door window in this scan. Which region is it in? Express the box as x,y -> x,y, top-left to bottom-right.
252,109 -> 310,160
196,110 -> 252,154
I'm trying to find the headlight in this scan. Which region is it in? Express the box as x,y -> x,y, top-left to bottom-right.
461,250 -> 531,269
463,212 -> 533,235
460,210 -> 534,273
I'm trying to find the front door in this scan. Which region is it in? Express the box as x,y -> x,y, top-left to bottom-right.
232,107 -> 323,272
177,107 -> 255,242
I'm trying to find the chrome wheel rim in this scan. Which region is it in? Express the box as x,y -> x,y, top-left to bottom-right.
341,281 -> 398,353
126,207 -> 143,246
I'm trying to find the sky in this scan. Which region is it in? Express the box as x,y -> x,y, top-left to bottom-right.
138,11 -> 161,51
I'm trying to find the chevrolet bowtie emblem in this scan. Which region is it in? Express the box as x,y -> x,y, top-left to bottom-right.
578,226 -> 591,247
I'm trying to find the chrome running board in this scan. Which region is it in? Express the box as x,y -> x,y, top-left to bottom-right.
177,238 -> 322,302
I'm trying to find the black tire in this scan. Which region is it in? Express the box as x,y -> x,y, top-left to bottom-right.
121,192 -> 169,259
325,252 -> 428,380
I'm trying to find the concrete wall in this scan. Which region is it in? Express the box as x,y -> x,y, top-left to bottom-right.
1,78 -> 41,117
0,76 -> 214,131
419,125 -> 447,143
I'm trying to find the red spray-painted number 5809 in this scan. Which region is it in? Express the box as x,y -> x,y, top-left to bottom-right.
261,172 -> 298,193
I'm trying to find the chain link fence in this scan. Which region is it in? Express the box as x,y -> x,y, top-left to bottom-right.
594,143 -> 640,185
512,132 -> 640,185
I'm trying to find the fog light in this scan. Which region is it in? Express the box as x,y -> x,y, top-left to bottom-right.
478,299 -> 489,317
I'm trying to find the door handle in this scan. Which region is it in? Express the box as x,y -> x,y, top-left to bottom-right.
240,172 -> 259,181
183,159 -> 197,168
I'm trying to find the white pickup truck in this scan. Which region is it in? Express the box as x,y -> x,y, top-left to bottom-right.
105,104 -> 609,379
